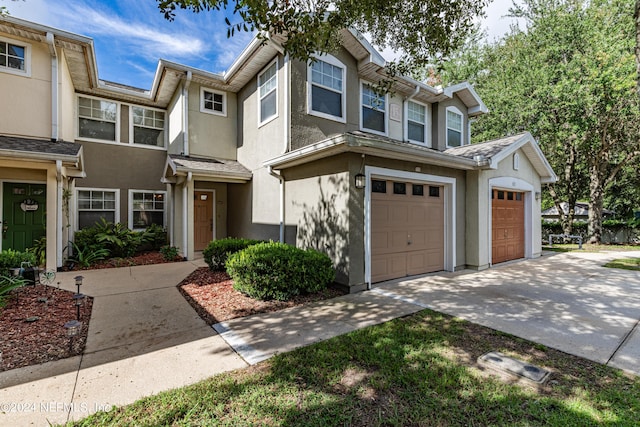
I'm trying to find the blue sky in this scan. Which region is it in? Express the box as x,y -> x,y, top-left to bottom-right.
2,0 -> 520,89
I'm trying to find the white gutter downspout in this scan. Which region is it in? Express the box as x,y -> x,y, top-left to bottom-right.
56,161 -> 63,268
182,71 -> 192,156
284,53 -> 290,152
46,33 -> 58,141
268,166 -> 285,242
182,172 -> 192,259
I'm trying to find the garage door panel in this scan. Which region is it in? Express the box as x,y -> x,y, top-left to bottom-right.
371,181 -> 445,283
492,190 -> 525,264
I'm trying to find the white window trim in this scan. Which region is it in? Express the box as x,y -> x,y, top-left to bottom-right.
128,104 -> 167,149
445,106 -> 464,148
307,54 -> 347,123
128,189 -> 167,230
359,80 -> 388,137
200,87 -> 227,116
76,94 -> 120,143
258,58 -> 279,127
0,36 -> 31,77
75,187 -> 120,231
404,99 -> 431,147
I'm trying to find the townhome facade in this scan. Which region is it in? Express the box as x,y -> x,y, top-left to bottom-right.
0,17 -> 556,291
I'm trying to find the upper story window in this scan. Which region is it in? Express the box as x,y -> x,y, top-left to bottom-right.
406,100 -> 428,145
308,55 -> 345,122
361,83 -> 386,135
132,106 -> 165,147
78,96 -> 117,141
258,60 -> 278,125
446,107 -> 464,147
200,87 -> 226,116
0,37 -> 30,76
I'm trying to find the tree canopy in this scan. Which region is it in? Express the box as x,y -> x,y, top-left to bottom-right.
157,0 -> 489,75
438,0 -> 640,240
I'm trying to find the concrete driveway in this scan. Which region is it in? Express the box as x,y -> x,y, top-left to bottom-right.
371,250 -> 640,374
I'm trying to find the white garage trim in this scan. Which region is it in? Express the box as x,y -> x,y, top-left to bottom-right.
488,176 -> 534,265
364,166 -> 456,288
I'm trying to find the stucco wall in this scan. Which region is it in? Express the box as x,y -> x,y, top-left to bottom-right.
466,148 -> 543,270
59,50 -> 76,142
434,96 -> 468,152
76,141 -> 166,226
188,83 -> 238,160
0,33 -> 51,139
168,89 -> 183,155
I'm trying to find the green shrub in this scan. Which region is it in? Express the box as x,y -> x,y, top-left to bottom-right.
141,224 -> 168,251
203,237 -> 262,271
27,237 -> 47,267
160,245 -> 180,261
0,249 -> 37,276
0,274 -> 29,308
226,242 -> 335,301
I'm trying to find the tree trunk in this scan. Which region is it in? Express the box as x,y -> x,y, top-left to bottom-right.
588,160 -> 606,244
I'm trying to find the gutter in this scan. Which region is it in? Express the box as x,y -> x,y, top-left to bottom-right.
46,33 -> 58,141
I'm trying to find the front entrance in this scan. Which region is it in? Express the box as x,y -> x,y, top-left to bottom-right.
194,190 -> 214,251
2,182 -> 47,252
492,189 -> 525,264
370,179 -> 445,282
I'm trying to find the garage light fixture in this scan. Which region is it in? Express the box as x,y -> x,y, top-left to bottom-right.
355,173 -> 366,189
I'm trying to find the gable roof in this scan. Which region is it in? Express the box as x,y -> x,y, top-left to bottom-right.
445,132 -> 557,183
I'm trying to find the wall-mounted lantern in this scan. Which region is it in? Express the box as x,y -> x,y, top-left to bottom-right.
354,173 -> 366,190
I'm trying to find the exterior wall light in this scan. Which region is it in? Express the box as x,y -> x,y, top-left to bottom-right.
535,192 -> 541,201
355,173 -> 366,190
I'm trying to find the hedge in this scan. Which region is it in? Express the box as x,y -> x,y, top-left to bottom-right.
202,237 -> 263,271
226,242 -> 335,301
0,249 -> 37,276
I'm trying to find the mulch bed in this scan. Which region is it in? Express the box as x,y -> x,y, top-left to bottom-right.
0,284 -> 93,372
178,267 -> 348,325
65,251 -> 183,271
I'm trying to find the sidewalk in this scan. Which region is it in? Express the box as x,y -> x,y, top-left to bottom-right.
0,260 -> 247,426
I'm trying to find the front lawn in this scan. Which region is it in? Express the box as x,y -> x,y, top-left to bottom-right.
66,310 -> 640,426
604,257 -> 640,271
543,243 -> 640,252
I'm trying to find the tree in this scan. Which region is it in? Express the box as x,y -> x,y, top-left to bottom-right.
439,0 -> 640,241
156,0 -> 489,76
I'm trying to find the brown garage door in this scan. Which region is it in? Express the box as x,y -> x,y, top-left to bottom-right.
371,180 -> 444,283
492,189 -> 525,264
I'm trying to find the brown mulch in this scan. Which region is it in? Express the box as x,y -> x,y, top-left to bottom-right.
66,251 -> 183,271
178,267 -> 348,325
0,284 -> 93,372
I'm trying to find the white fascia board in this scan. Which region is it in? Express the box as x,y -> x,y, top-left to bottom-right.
0,149 -> 79,164
443,82 -> 488,114
347,28 -> 386,67
224,35 -> 265,81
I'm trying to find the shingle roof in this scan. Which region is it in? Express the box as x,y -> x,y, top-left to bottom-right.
0,135 -> 82,157
168,154 -> 252,179
444,133 -> 527,160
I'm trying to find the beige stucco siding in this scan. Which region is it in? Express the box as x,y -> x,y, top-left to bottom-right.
387,94 -> 404,141
466,148 -> 542,270
0,34 -> 51,139
58,50 -> 76,142
168,90 -> 184,155
188,84 -> 237,159
434,96 -> 468,152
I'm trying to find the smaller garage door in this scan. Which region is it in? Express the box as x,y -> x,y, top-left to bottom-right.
371,179 -> 445,283
492,189 -> 525,264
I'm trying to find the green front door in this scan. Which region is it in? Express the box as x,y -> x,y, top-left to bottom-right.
2,182 -> 46,252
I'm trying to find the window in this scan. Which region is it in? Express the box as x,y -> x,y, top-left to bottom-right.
372,180 -> 387,193
0,37 -> 30,76
429,186 -> 440,198
129,191 -> 165,229
258,60 -> 278,124
77,189 -> 119,229
393,182 -> 406,195
132,107 -> 165,147
446,107 -> 464,147
308,56 -> 345,122
407,101 -> 427,144
200,88 -> 226,116
412,184 -> 424,196
361,83 -> 386,134
78,96 -> 117,141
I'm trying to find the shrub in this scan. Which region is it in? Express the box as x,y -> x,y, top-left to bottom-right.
160,245 -> 180,261
27,237 -> 47,267
141,224 -> 168,251
226,242 -> 335,301
0,249 -> 37,276
203,237 -> 262,271
0,274 -> 29,308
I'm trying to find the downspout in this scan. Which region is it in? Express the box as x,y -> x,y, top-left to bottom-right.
268,166 -> 285,242
182,172 -> 192,259
46,33 -> 58,141
182,71 -> 192,156
284,53 -> 290,152
56,161 -> 63,268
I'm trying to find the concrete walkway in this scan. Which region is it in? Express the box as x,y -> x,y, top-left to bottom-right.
1,250 -> 640,426
0,260 -> 247,426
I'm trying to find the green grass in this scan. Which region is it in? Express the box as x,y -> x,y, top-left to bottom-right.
604,257 -> 640,271
65,310 -> 640,426
543,243 -> 640,252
